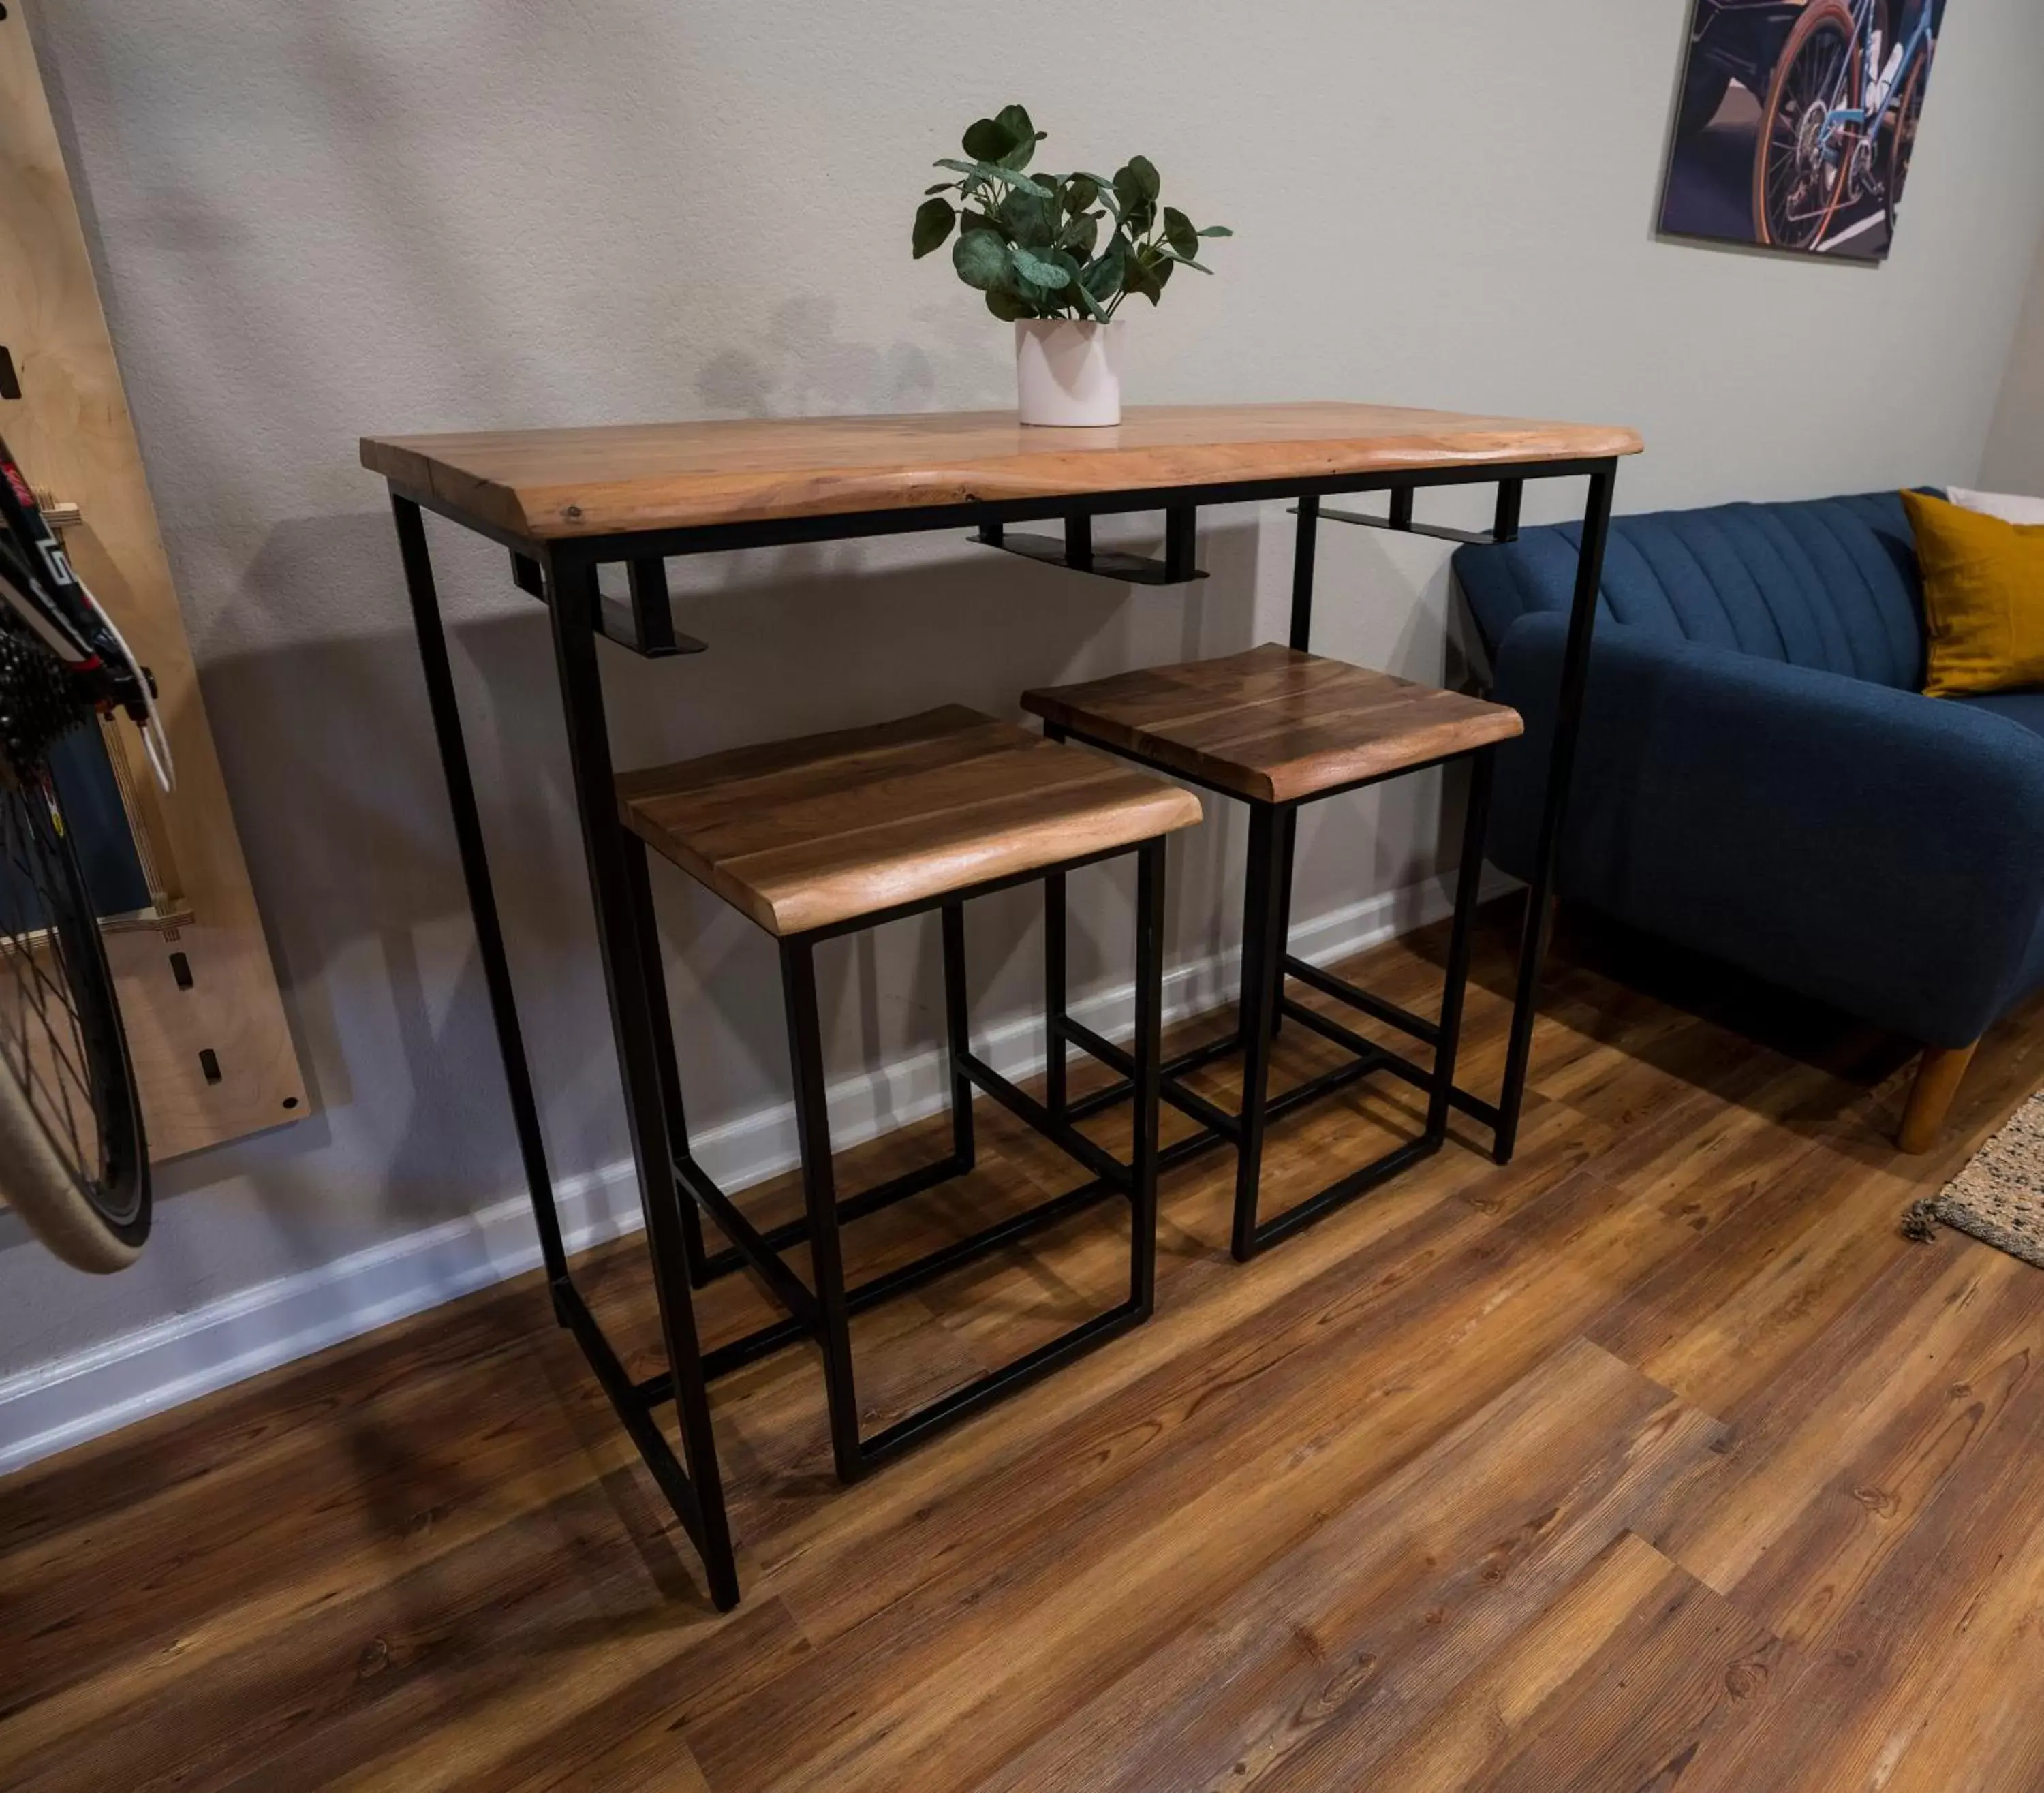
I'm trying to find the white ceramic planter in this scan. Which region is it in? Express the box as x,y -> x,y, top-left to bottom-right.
1014,319 -> 1121,427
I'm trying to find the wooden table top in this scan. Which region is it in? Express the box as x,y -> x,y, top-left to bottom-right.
360,403 -> 1642,542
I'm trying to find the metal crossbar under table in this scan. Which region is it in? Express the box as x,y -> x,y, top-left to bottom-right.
382,449 -> 1616,1609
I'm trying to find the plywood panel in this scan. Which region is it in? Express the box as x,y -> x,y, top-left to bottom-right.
1,4 -> 306,1157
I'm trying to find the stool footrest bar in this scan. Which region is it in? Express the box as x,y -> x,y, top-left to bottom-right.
1061,1018 -> 1241,1141
1240,1136 -> 1441,1256
958,1050 -> 1132,1190
839,1174 -> 1125,1316
676,1156 -> 819,1325
856,1299 -> 1147,1469
555,1281 -> 711,1546
1263,1050 -> 1381,1121
1278,995 -> 1498,1127
1283,953 -> 1440,1046
1061,1027 -> 1241,1121
647,1172 -> 1131,1391
684,1150 -> 967,1285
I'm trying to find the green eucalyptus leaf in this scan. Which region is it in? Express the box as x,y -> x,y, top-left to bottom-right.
986,285 -> 1032,322
1196,225 -> 1233,237
925,181 -> 955,196
1162,206 -> 1198,258
1065,173 -> 1099,212
1008,243 -> 1070,289
1081,241 -> 1126,302
962,114 -> 1019,160
994,104 -> 1037,146
953,228 -> 1011,292
912,197 -> 957,258
1058,211 -> 1098,260
1113,155 -> 1160,208
997,185 -> 1057,247
1158,246 -> 1211,273
1055,248 -> 1109,321
1067,278 -> 1110,323
933,158 -> 1053,198
1074,172 -> 1122,221
959,206 -> 1002,234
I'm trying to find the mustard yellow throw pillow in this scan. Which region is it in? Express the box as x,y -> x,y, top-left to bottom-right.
1903,488 -> 2044,698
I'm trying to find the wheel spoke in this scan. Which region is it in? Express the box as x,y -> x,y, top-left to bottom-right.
0,777 -> 107,1191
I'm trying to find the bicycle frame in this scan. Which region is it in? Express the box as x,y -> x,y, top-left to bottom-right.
0,437 -> 175,796
1818,0 -> 1933,158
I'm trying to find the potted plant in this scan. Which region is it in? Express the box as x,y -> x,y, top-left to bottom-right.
912,104 -> 1230,427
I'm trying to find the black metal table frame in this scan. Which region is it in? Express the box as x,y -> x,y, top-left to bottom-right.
383,450 -> 1617,1612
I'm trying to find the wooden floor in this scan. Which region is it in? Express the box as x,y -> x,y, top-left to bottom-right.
7,906 -> 2044,1792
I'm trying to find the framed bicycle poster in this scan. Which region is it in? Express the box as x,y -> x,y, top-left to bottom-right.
1659,0 -> 1948,260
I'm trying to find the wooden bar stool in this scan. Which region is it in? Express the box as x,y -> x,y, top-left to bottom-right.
615,706 -> 1202,1483
1023,644 -> 1521,1260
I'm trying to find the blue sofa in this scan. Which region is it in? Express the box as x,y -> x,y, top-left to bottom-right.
1453,490 -> 2044,1149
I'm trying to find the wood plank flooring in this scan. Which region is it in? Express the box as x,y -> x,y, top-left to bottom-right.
6,905 -> 2044,1791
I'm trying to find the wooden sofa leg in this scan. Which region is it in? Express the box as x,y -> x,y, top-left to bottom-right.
1898,1042 -> 1979,1154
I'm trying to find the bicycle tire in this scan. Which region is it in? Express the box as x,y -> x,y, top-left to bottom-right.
0,720 -> 148,1274
1882,47 -> 1930,240
1753,0 -> 1861,250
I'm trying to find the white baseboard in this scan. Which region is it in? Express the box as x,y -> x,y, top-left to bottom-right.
0,869 -> 1511,1476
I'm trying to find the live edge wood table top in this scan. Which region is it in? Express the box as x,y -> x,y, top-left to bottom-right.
359,402 -> 1643,542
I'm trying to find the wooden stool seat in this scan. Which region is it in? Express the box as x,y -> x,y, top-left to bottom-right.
1022,644 -> 1523,804
618,706 -> 1202,936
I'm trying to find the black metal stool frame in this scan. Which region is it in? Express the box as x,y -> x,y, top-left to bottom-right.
1041,723 -> 1498,1260
623,830 -> 1168,1486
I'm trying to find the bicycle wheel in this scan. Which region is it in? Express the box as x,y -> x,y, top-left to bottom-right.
0,627 -> 148,1273
1882,46 -> 1931,240
1754,0 -> 1862,250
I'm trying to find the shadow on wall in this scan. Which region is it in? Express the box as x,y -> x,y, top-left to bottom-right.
695,294 -> 1009,420
168,505 -> 1269,1244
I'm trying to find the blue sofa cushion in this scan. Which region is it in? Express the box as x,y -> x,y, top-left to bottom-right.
1458,492 -> 1926,689
1486,617 -> 2044,1047
1955,687 -> 2044,739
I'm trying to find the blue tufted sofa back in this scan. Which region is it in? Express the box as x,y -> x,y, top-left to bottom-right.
1454,491 -> 1927,691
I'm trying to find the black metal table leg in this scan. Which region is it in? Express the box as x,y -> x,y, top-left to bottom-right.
1492,465 -> 1616,1163
390,496 -> 568,1294
542,550 -> 739,1610
1289,493 -> 1319,651
621,825 -> 713,1285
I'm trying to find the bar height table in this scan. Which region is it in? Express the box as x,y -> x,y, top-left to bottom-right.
363,403 -> 1643,1609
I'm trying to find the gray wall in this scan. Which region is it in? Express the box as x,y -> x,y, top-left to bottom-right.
1985,238 -> 2044,492
7,0 -> 2044,1392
